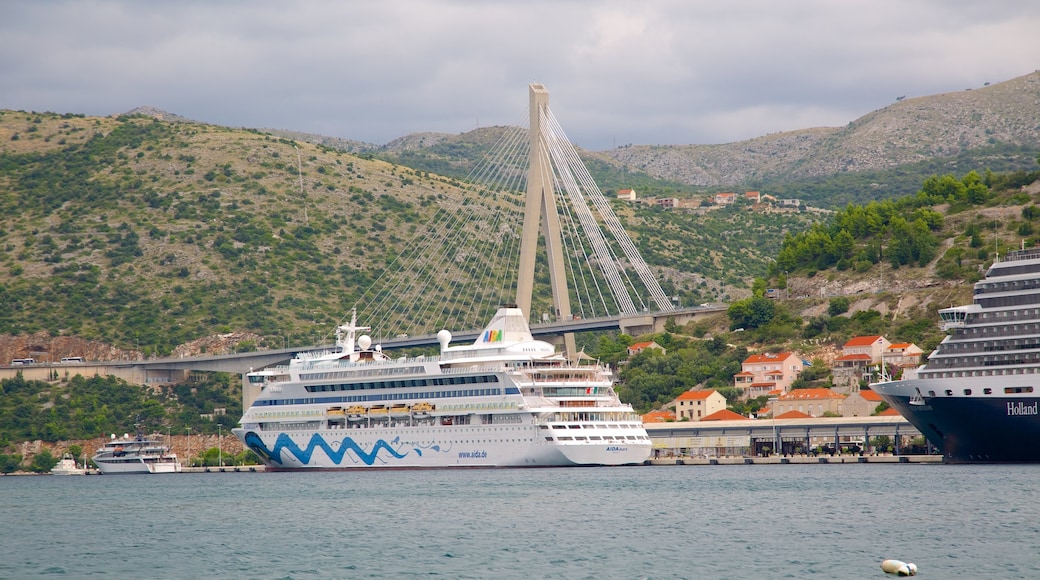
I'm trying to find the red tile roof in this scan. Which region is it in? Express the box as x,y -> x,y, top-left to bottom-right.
744,352 -> 795,364
701,409 -> 747,421
878,408 -> 902,416
779,388 -> 844,400
888,342 -> 913,349
676,389 -> 718,401
642,410 -> 675,423
776,410 -> 812,419
856,390 -> 883,402
844,335 -> 883,347
835,353 -> 873,362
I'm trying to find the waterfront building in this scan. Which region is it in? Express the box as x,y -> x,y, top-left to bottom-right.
733,352 -> 804,398
674,389 -> 727,421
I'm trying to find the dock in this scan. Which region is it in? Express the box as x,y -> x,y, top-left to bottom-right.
645,454 -> 943,466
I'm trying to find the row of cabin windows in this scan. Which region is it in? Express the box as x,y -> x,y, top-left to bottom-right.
976,293 -> 1040,309
303,374 -> 499,393
919,386 -> 1034,396
922,367 -> 1040,378
968,307 -> 1040,322
926,352 -> 1040,368
936,339 -> 1040,354
984,263 -> 1040,278
254,388 -> 502,407
953,322 -> 1040,338
975,278 -> 1040,295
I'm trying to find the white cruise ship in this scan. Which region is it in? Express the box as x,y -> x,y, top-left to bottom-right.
233,306 -> 652,469
873,247 -> 1040,462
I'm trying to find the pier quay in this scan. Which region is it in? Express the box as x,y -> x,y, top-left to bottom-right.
645,454 -> 942,466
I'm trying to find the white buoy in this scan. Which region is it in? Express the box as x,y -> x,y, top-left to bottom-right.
881,559 -> 917,576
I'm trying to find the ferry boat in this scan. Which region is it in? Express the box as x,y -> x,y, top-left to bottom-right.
233,306 -> 652,469
872,247 -> 1040,462
51,453 -> 86,476
92,426 -> 182,474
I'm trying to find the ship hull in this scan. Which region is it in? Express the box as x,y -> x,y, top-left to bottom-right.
235,425 -> 650,470
874,377 -> 1040,463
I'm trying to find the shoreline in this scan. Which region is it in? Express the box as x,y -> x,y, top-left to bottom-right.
4,454 -> 946,475
645,454 -> 943,466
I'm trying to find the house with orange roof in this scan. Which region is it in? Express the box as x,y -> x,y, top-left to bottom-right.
642,410 -> 676,423
674,389 -> 727,421
774,388 -> 845,417
833,335 -> 891,390
744,191 -> 761,203
884,342 -> 924,369
843,389 -> 885,417
843,335 -> 890,362
733,352 -> 804,398
616,188 -> 637,201
714,192 -> 736,205
627,341 -> 665,357
701,408 -> 747,421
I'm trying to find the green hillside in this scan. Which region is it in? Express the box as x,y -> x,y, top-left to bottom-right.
0,110 -> 816,356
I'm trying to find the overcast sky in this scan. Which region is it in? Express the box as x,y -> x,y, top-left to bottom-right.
3,1 -> 1038,150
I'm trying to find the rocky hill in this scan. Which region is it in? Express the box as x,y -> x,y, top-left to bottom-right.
601,72 -> 1040,186
366,72 -> 1040,208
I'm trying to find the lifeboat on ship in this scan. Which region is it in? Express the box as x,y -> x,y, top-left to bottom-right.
410,402 -> 433,419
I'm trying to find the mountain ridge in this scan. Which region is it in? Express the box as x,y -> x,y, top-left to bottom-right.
122,71 -> 1040,205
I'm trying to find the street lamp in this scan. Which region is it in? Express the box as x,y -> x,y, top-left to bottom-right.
768,397 -> 779,456
185,427 -> 191,468
217,424 -> 222,467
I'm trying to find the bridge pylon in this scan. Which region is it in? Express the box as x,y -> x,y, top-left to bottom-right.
516,84 -> 577,357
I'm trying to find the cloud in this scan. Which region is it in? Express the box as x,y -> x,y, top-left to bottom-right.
2,0 -> 1038,150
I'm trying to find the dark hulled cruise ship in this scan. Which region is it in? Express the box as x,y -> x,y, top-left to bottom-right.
873,247 -> 1040,462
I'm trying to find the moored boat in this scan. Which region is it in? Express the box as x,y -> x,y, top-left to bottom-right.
234,305 -> 651,469
873,247 -> 1040,462
51,453 -> 86,476
92,425 -> 182,474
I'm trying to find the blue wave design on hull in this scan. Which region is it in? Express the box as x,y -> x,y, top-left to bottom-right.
243,432 -> 450,467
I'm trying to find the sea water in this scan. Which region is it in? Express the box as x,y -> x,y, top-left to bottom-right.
2,464 -> 1039,579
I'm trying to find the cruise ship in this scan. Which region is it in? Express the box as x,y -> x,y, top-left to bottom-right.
872,247 -> 1040,462
233,306 -> 652,469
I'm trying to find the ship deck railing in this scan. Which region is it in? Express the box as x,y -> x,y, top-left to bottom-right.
998,247 -> 1040,262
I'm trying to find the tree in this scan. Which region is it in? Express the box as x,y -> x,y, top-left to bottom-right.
727,296 -> 776,330
963,171 -> 988,204
0,453 -> 23,473
828,297 -> 851,316
29,449 -> 57,473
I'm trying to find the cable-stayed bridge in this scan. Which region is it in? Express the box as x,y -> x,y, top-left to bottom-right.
352,83 -> 679,355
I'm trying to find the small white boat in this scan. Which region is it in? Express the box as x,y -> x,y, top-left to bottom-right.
51,453 -> 86,476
